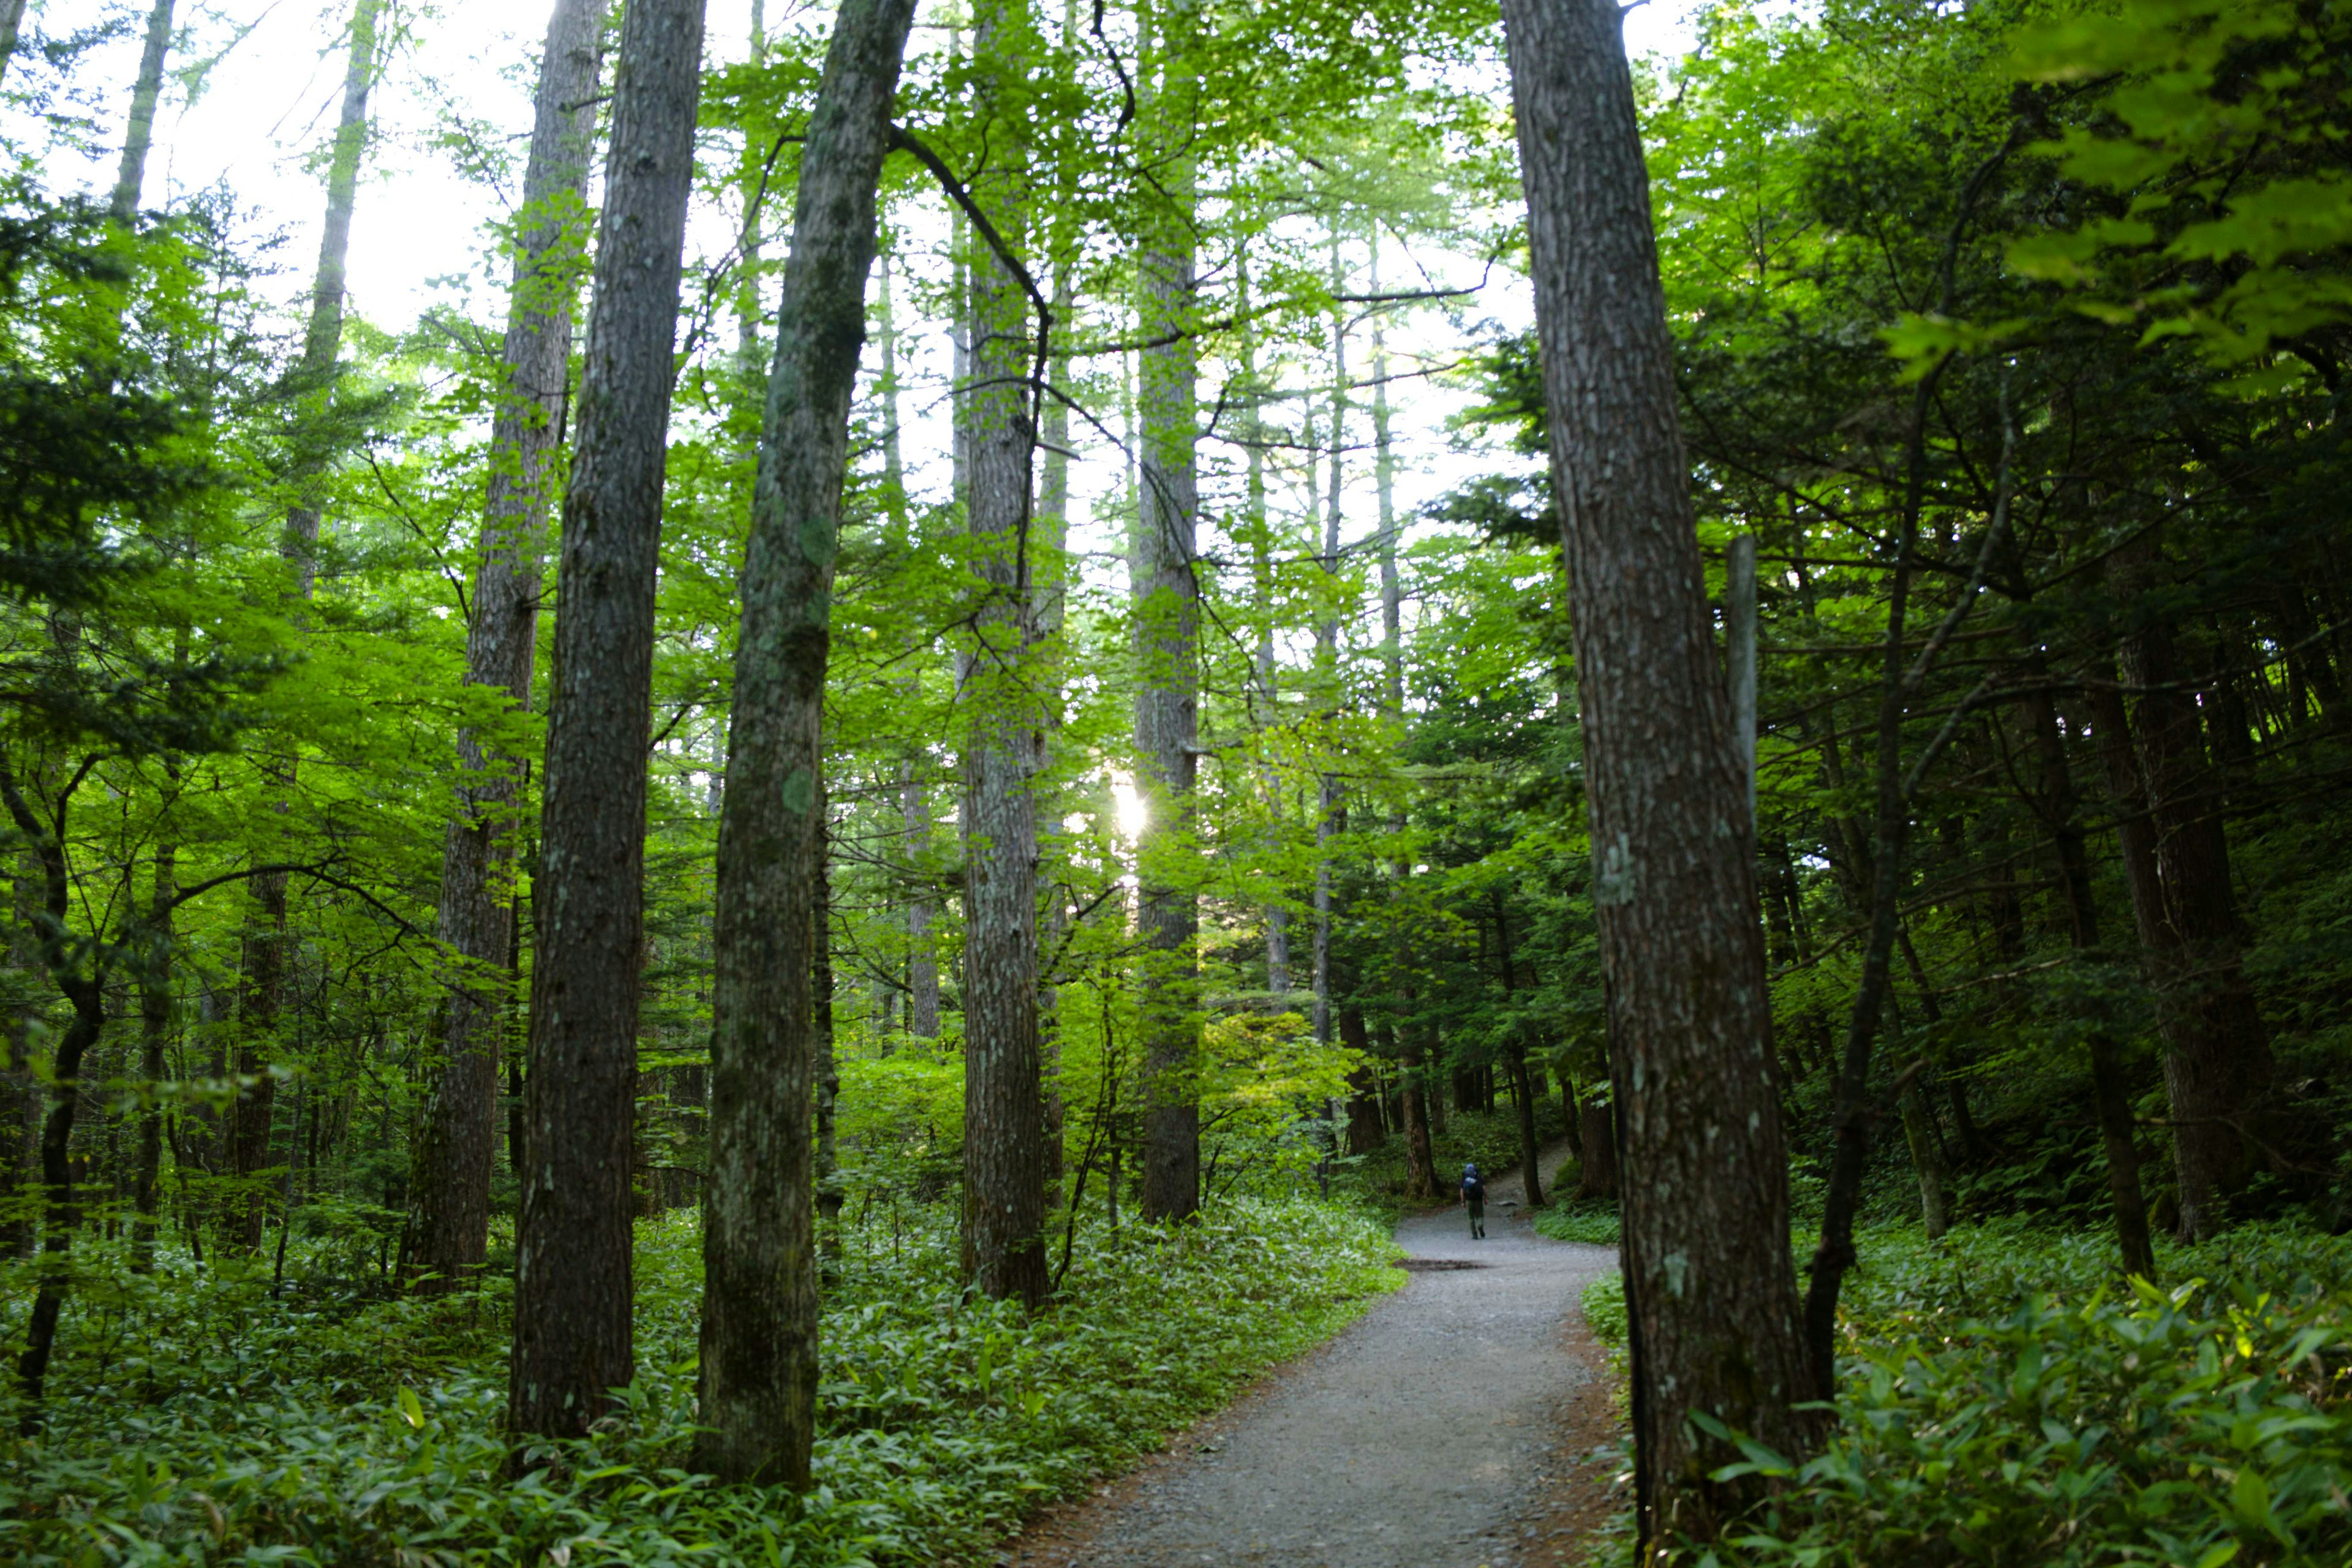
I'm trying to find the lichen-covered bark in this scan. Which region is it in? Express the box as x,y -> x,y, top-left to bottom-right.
1501,0 -> 1813,1539
694,0 -> 914,1483
407,0 -> 600,1297
510,0 -> 705,1441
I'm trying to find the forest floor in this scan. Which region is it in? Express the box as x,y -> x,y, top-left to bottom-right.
1003,1140 -> 1623,1568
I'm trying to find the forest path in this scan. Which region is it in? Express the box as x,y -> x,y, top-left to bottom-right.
1004,1178 -> 1618,1568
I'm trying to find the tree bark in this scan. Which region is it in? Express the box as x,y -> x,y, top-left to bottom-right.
2115,606 -> 2274,1238
2,761 -> 108,1426
1502,0 -> 1814,1537
407,0 -> 601,1297
107,0 -> 176,225
132,826 -> 174,1273
956,0 -> 1048,1306
692,0 -> 912,1481
1495,900 -> 1544,1207
1134,0 -> 1200,1223
1575,1101 -> 1618,1199
2024,677 -> 2157,1278
0,0 -> 29,88
510,0 -> 706,1442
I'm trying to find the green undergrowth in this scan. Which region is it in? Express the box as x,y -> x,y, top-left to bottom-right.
1537,1202 -> 1623,1246
0,1196 -> 1401,1566
1585,1219 -> 2352,1566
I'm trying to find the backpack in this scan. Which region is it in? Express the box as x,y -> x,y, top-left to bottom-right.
1462,1172 -> 1485,1200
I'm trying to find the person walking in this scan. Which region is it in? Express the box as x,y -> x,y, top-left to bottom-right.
1460,1161 -> 1485,1239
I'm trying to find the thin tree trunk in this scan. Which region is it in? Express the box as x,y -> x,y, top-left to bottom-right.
132,824 -> 175,1273
2,763 -> 108,1427
2024,677 -> 2157,1278
511,0 -> 706,1442
1134,0 -> 1200,1223
107,0 -> 176,225
694,0 -> 910,1477
1311,228 -> 1348,1150
1502,0 -> 1814,1536
407,0 -> 601,1297
957,0 -> 1047,1306
1495,899 -> 1543,1207
1240,254 -> 1289,996
2,856 -> 39,1259
2115,597 -> 2274,1238
1898,1078 -> 1950,1238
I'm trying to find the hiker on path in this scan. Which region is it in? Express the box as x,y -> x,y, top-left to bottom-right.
1460,1161 -> 1485,1238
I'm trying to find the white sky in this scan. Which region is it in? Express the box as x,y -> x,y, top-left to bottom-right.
10,0 -> 1704,612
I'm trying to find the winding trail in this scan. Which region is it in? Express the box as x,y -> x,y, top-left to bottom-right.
1008,1144 -> 1619,1568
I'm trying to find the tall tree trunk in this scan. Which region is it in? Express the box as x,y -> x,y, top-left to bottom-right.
2025,677 -> 2157,1278
1311,228 -> 1348,1164
1238,256 -> 1290,998
693,0 -> 911,1479
2,763 -> 108,1427
956,0 -> 1047,1306
1134,0 -> 1200,1223
107,0 -> 175,225
1501,0 -> 1814,1538
1494,899 -> 1544,1207
2116,601 -> 2274,1238
132,824 -> 175,1273
2,856 -> 38,1259
873,249 -> 938,1042
511,0 -> 706,1441
407,0 -> 601,1297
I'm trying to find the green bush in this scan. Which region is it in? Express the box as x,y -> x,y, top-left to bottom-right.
1695,1222 -> 2352,1567
0,1197 -> 1401,1565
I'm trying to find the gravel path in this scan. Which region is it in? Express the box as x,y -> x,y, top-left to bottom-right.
1009,1143 -> 1617,1568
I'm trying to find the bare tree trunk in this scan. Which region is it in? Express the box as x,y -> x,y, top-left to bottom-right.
407,0 -> 601,1297
2023,676 -> 2157,1278
956,0 -> 1047,1307
1502,0 -> 1814,1538
2,764 -> 109,1427
2115,603 -> 2274,1238
1495,899 -> 1544,1207
693,0 -> 910,1479
511,0 -> 706,1442
132,826 -> 175,1273
107,0 -> 176,225
2,856 -> 39,1259
1134,0 -> 1200,1223
1575,1101 -> 1618,1199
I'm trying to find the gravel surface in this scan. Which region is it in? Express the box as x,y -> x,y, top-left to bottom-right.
1008,1145 -> 1618,1568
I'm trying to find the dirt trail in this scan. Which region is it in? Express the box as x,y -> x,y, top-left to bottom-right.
1007,1142 -> 1618,1568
